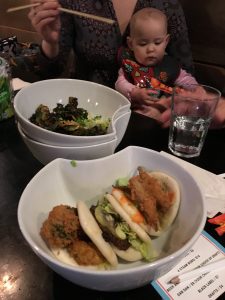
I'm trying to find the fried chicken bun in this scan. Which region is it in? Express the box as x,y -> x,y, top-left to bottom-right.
112,167 -> 181,237
40,203 -> 118,269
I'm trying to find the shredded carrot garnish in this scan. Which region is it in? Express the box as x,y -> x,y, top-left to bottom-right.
112,188 -> 129,204
131,211 -> 145,224
112,188 -> 145,224
119,195 -> 129,205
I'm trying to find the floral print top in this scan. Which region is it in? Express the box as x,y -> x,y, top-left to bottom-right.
34,0 -> 194,88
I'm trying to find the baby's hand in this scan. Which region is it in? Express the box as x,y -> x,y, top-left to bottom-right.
130,87 -> 159,106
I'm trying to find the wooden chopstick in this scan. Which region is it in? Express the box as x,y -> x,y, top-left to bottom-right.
7,3 -> 115,25
58,7 -> 115,24
7,3 -> 40,13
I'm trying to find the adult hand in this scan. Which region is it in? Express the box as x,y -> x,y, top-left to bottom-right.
158,95 -> 225,129
210,96 -> 225,128
28,0 -> 61,57
156,97 -> 172,128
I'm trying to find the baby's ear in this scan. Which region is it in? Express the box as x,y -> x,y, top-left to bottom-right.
165,34 -> 170,45
127,36 -> 133,50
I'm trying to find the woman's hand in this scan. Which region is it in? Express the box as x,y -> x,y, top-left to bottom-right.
156,97 -> 172,127
158,95 -> 225,129
210,96 -> 225,128
28,0 -> 61,57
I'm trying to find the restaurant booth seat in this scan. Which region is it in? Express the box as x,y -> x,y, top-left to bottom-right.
180,0 -> 225,95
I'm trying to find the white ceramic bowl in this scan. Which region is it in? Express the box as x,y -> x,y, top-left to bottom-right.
17,146 -> 206,291
18,122 -> 119,164
14,79 -> 131,147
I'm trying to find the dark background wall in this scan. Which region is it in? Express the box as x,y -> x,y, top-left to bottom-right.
180,0 -> 225,93
1,0 -> 225,93
180,0 -> 225,66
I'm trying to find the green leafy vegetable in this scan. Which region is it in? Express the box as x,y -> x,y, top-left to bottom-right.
29,97 -> 110,136
70,160 -> 77,167
115,177 -> 129,187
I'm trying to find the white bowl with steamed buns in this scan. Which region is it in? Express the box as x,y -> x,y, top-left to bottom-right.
17,146 -> 206,291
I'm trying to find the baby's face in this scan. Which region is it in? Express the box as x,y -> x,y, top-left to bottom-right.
127,17 -> 169,67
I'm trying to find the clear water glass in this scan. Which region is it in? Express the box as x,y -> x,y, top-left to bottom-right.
168,84 -> 221,158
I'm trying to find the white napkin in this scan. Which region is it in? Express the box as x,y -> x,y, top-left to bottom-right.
12,78 -> 31,91
160,151 -> 225,218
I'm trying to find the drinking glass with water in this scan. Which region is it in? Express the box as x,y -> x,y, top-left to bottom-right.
168,84 -> 221,158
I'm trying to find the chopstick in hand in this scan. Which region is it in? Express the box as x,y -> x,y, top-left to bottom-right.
168,258 -> 225,285
7,3 -> 115,25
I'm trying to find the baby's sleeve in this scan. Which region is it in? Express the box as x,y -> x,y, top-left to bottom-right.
115,68 -> 135,101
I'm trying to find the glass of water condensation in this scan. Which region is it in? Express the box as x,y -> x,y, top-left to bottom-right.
168,84 -> 221,158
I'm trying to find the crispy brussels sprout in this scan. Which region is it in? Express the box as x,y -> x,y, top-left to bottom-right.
29,97 -> 110,136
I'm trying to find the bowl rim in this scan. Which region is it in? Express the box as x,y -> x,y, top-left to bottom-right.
14,78 -> 131,141
17,122 -> 118,148
17,146 -> 206,276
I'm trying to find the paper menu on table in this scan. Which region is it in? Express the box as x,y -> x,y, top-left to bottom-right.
151,231 -> 225,300
160,151 -> 225,218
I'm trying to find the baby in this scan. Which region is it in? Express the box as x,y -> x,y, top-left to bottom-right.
115,7 -> 197,119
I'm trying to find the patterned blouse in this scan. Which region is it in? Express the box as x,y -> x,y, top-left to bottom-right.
34,0 -> 194,88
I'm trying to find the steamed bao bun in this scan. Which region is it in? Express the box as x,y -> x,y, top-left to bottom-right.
147,171 -> 180,236
40,167 -> 181,268
92,193 -> 156,262
40,203 -> 118,269
111,167 -> 181,237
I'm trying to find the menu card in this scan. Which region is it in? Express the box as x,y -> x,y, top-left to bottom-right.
151,231 -> 225,300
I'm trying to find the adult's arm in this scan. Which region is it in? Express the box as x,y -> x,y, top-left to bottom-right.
26,0 -> 74,79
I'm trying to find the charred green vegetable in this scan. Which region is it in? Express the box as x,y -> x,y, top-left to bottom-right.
29,97 -> 110,136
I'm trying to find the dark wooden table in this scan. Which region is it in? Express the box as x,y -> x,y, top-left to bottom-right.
1,112 -> 225,300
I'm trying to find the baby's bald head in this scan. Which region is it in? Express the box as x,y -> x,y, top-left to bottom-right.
129,7 -> 168,37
